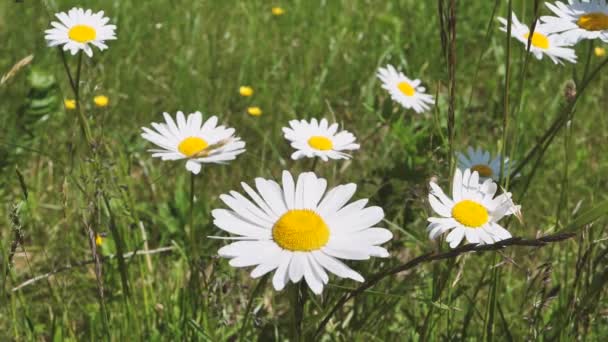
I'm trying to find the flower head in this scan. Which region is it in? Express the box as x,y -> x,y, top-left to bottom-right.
45,7 -> 117,57
239,86 -> 254,97
377,64 -> 435,113
64,99 -> 77,110
94,95 -> 109,107
498,12 -> 577,64
272,7 -> 285,16
456,147 -> 514,181
95,234 -> 104,246
595,46 -> 607,56
141,111 -> 246,174
283,118 -> 359,161
213,170 -> 392,294
427,169 -> 520,248
541,1 -> 608,44
247,106 -> 262,117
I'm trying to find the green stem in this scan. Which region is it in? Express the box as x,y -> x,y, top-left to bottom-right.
238,274 -> 270,341
59,49 -> 93,146
310,157 -> 318,173
189,172 -> 196,251
499,0 -> 513,187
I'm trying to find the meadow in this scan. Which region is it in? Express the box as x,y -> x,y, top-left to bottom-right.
1,0 -> 608,340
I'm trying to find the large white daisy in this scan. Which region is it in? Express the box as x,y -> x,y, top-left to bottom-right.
427,169 -> 519,248
141,111 -> 246,174
45,8 -> 117,57
498,12 -> 577,64
542,1 -> 608,44
213,171 -> 392,294
456,147 -> 514,181
282,118 -> 359,161
376,64 -> 435,113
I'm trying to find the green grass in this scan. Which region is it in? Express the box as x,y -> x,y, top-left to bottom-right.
1,0 -> 608,340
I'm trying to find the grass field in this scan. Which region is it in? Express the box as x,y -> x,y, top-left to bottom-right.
2,0 -> 608,340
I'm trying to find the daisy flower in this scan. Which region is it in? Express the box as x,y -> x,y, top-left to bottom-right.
376,64 -> 435,113
541,1 -> 608,44
213,170 -> 392,294
141,111 -> 246,174
45,8 -> 117,57
456,147 -> 514,181
283,118 -> 359,161
427,169 -> 519,248
498,12 -> 577,64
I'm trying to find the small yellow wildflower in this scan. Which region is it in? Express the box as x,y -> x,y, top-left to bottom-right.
94,95 -> 109,107
272,7 -> 285,16
64,99 -> 77,110
95,234 -> 103,246
247,107 -> 262,117
239,86 -> 254,97
595,47 -> 606,57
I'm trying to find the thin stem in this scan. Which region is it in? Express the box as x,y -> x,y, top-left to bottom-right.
310,157 -> 318,173
189,172 -> 197,256
58,49 -> 93,146
446,0 -> 457,175
238,274 -> 269,341
499,0 -> 512,187
314,232 -> 576,338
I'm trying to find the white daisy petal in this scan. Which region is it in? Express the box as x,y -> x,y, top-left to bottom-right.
283,118 -> 359,161
141,111 -> 245,173
427,168 -> 519,248
45,7 -> 117,57
214,170 -> 390,293
376,64 -> 435,113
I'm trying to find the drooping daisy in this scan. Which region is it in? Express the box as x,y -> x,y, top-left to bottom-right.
214,170 -> 392,294
45,8 -> 117,57
427,169 -> 519,248
282,118 -> 359,161
141,111 -> 246,174
456,147 -> 514,181
498,12 -> 577,64
541,1 -> 608,44
376,64 -> 435,113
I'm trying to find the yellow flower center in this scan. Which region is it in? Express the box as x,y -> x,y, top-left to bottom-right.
247,106 -> 262,116
272,7 -> 285,16
577,12 -> 608,31
239,86 -> 254,97
397,81 -> 415,97
68,25 -> 97,43
178,137 -> 209,157
94,95 -> 109,107
471,164 -> 493,178
272,210 -> 330,251
308,136 -> 333,151
95,234 -> 103,246
64,99 -> 77,110
452,200 -> 489,228
523,32 -> 550,49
